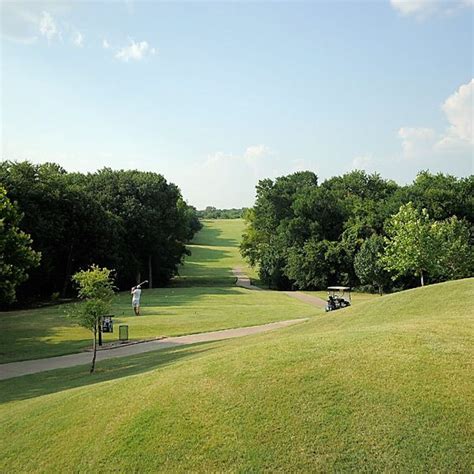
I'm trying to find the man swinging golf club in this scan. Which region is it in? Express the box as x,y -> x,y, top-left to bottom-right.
131,280 -> 148,316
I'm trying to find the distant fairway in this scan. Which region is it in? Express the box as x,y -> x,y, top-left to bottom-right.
177,219 -> 258,285
0,219 -> 318,363
1,278 -> 473,471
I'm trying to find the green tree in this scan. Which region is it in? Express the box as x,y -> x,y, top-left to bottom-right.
382,202 -> 440,287
69,265 -> 115,373
0,161 -> 119,298
435,216 -> 473,281
354,234 -> 390,294
0,186 -> 41,305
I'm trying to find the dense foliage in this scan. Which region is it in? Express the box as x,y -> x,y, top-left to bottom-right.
0,161 -> 201,303
197,206 -> 247,219
0,186 -> 41,305
241,170 -> 473,291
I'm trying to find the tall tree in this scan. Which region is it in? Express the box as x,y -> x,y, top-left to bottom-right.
354,234 -> 391,294
435,216 -> 473,281
0,186 -> 41,305
382,202 -> 440,286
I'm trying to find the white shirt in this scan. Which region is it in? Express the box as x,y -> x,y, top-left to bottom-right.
132,288 -> 142,302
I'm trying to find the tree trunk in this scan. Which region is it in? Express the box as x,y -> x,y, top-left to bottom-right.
378,284 -> 383,296
420,270 -> 424,287
90,324 -> 97,374
148,255 -> 153,289
98,317 -> 102,346
61,243 -> 74,298
136,271 -> 141,285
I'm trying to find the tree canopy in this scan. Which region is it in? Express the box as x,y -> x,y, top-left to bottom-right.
241,170 -> 473,291
0,186 -> 41,305
0,161 -> 201,303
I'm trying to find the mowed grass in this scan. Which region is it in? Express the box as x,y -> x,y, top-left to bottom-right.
1,278 -> 472,472
0,219 -> 317,363
176,219 -> 258,284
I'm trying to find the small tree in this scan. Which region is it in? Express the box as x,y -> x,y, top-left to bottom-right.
70,265 -> 115,373
382,202 -> 440,287
354,234 -> 390,295
0,186 -> 41,305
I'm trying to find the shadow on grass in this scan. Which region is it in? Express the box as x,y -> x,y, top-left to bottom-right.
169,277 -> 237,288
0,306 -> 91,364
112,286 -> 244,312
0,343 -> 215,404
191,224 -> 240,248
186,245 -> 232,264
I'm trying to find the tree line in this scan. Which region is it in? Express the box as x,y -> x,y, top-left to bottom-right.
241,170 -> 473,292
197,206 -> 247,219
0,161 -> 201,306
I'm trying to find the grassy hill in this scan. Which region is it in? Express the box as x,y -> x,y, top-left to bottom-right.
1,278 -> 472,471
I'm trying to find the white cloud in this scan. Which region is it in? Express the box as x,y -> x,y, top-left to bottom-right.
39,11 -> 58,42
352,155 -> 374,170
398,127 -> 436,158
390,0 -> 473,18
72,31 -> 83,47
115,39 -> 156,62
437,79 -> 473,149
102,39 -> 110,49
396,78 -> 473,163
390,0 -> 438,17
170,145 -> 320,208
244,144 -> 271,160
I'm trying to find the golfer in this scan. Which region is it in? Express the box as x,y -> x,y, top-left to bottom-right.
131,285 -> 142,316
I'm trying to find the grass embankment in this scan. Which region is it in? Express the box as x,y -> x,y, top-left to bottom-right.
1,278 -> 472,471
0,219 -> 318,363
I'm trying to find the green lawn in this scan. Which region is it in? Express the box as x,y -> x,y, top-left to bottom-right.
176,218 -> 258,284
1,278 -> 472,471
0,219 -> 316,363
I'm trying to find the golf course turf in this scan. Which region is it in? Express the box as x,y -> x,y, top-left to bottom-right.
0,220 -> 319,363
0,220 -> 473,471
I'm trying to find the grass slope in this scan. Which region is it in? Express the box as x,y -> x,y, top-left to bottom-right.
0,219 -> 318,363
1,278 -> 472,471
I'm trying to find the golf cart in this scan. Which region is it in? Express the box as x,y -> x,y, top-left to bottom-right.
325,286 -> 351,312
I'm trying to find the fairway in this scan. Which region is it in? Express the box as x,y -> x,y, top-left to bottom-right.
177,219 -> 257,284
1,278 -> 472,471
0,220 -> 319,363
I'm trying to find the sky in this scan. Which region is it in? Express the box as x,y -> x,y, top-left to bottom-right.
1,0 -> 473,209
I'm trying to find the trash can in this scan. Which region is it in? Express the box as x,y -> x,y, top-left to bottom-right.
119,325 -> 129,342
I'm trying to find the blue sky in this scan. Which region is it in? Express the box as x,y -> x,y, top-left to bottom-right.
1,0 -> 473,208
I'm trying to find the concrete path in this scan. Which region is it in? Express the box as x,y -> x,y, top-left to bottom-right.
233,267 -> 327,309
284,291 -> 327,308
0,319 -> 307,381
233,267 -> 262,290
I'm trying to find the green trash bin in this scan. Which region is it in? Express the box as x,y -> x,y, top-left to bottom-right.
119,325 -> 129,342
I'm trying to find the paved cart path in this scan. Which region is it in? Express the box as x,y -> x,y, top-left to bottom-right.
233,267 -> 327,308
232,267 -> 263,290
283,291 -> 327,308
0,319 -> 308,381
